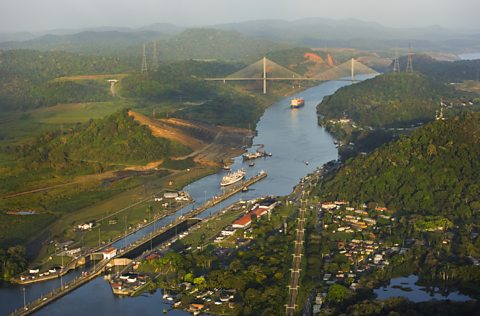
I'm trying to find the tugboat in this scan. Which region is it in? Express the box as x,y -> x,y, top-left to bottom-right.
220,169 -> 246,186
290,97 -> 305,108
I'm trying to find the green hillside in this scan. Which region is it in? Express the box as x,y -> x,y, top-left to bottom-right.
0,28 -> 292,62
397,54 -> 480,83
1,109 -> 190,193
316,112 -> 480,220
318,72 -> 460,128
120,60 -> 267,128
0,49 -> 135,111
20,109 -> 190,166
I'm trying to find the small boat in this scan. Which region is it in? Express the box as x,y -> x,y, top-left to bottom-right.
248,162 -> 255,167
242,187 -> 248,192
305,161 -> 309,165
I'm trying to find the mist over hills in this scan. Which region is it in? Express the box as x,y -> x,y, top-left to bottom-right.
0,17 -> 479,58
0,28 -> 290,62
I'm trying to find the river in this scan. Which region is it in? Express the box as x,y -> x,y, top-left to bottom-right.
1,77 -> 371,315
374,275 -> 472,302
458,52 -> 480,60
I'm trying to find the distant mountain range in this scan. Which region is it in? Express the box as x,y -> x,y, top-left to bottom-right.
1,18 -> 479,57
0,28 -> 291,62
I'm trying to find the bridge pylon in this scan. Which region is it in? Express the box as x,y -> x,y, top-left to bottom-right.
263,56 -> 267,94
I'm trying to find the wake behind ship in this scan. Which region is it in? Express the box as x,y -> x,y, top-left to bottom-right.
221,168 -> 246,186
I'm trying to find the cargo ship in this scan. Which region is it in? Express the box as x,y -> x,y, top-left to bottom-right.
290,97 -> 305,108
221,168 -> 246,186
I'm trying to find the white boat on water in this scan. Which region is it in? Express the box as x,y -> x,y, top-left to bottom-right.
221,169 -> 246,186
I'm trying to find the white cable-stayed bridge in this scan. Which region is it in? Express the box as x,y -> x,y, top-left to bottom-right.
205,57 -> 378,94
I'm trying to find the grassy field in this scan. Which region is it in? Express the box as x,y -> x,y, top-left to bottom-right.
52,74 -> 129,83
25,166 -> 216,264
30,100 -> 132,124
456,80 -> 480,94
0,100 -> 134,145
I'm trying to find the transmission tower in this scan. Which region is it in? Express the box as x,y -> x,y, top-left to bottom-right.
151,41 -> 159,71
393,49 -> 400,73
406,43 -> 414,73
141,43 -> 148,74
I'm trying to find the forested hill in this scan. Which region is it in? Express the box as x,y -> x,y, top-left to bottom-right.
317,72 -> 460,128
0,50 -> 135,111
0,28 -> 291,62
316,112 -> 480,220
15,109 -> 191,168
398,54 -> 480,83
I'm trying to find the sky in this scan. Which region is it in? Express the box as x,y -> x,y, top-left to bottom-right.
1,0 -> 479,33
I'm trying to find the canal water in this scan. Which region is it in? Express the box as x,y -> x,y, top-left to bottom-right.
1,77 -> 370,315
374,275 -> 472,302
458,52 -> 480,60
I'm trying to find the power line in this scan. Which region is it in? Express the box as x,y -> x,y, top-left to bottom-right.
406,43 -> 414,73
393,49 -> 400,73
151,41 -> 158,71
141,43 -> 148,74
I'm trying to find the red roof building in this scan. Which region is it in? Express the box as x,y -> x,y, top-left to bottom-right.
232,206 -> 270,229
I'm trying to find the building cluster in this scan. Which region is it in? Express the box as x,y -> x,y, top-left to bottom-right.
76,220 -> 96,231
213,200 -> 277,245
110,272 -> 149,295
318,201 -> 408,291
154,191 -> 191,202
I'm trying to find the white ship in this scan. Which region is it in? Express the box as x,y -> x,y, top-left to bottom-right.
221,168 -> 246,186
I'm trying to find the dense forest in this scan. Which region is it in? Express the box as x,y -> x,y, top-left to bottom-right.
0,246 -> 27,281
16,109 -> 190,166
398,54 -> 480,83
120,60 -> 242,101
0,49 -> 135,111
0,28 -> 291,62
318,72 -> 461,128
316,112 -> 480,221
120,60 -> 267,128
1,109 -> 190,192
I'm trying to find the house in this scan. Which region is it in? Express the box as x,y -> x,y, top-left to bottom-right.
321,202 -> 337,210
163,192 -> 179,199
251,206 -> 269,218
66,248 -> 81,256
145,253 -> 161,261
189,303 -> 204,312
77,221 -> 95,231
221,226 -> 237,236
232,216 -> 252,229
102,247 -> 117,260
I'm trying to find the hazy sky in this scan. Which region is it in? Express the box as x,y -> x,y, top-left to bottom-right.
1,0 -> 479,32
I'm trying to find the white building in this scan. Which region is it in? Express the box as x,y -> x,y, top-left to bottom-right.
102,247 -> 117,260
